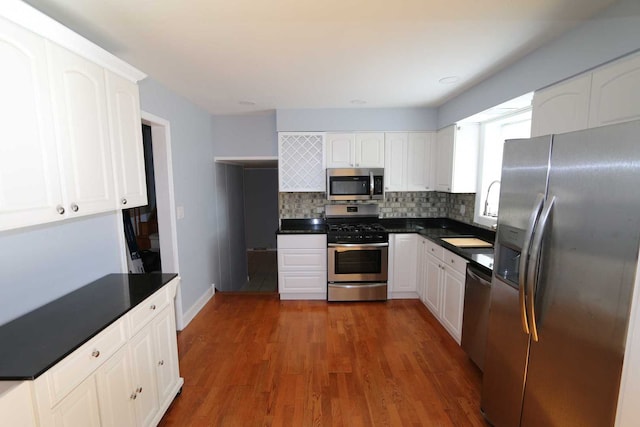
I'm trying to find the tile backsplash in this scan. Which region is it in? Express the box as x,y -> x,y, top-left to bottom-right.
279,191 -> 477,225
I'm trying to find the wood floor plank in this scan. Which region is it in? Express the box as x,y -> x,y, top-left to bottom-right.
159,294 -> 488,426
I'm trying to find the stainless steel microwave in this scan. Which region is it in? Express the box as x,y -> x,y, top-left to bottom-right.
326,168 -> 384,201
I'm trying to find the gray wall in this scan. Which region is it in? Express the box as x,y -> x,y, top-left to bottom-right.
276,107 -> 438,132
215,163 -> 248,291
139,78 -> 219,314
244,169 -> 278,250
437,0 -> 640,128
211,111 -> 277,157
0,212 -> 123,325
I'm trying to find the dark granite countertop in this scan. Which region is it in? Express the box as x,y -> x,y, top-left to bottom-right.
0,273 -> 177,380
277,217 -> 494,274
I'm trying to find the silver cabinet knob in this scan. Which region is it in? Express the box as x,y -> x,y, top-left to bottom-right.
137,387 -> 143,393
91,349 -> 100,358
158,360 -> 164,366
121,198 -> 127,205
56,205 -> 65,215
451,259 -> 455,264
150,304 -> 156,310
71,203 -> 79,212
130,392 -> 137,400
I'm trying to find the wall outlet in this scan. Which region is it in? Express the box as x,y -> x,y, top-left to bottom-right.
460,204 -> 466,215
177,205 -> 185,219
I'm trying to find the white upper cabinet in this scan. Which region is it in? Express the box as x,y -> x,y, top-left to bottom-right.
48,43 -> 116,217
0,3 -> 147,232
0,17 -> 63,231
384,133 -> 408,191
407,132 -> 436,191
588,53 -> 640,128
435,124 -> 479,193
106,70 -> 148,209
355,133 -> 385,168
325,133 -> 355,168
384,132 -> 435,192
278,133 -> 326,192
326,132 -> 384,168
531,52 -> 640,135
531,73 -> 591,137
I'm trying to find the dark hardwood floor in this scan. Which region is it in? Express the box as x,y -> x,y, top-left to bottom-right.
159,294 -> 488,426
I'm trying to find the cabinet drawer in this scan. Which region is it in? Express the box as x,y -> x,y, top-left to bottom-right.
278,271 -> 327,293
45,318 -> 127,407
128,288 -> 170,336
278,249 -> 326,271
424,239 -> 444,260
277,234 -> 326,249
443,249 -> 467,275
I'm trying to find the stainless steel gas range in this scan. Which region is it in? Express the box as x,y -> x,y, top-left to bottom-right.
325,204 -> 388,302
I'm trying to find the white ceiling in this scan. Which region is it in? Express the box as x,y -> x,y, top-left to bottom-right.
25,0 -> 616,115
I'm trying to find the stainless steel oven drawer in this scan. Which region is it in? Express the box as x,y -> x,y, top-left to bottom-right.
328,282 -> 387,302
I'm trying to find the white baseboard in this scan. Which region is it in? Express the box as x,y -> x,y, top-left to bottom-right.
181,284 -> 215,329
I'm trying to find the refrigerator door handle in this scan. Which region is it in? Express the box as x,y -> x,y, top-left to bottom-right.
527,195 -> 556,342
519,193 -> 545,335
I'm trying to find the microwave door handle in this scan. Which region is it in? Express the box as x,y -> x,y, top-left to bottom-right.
527,195 -> 555,343
519,193 -> 545,335
370,171 -> 374,198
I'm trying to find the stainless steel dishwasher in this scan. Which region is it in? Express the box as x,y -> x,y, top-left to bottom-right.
461,264 -> 492,371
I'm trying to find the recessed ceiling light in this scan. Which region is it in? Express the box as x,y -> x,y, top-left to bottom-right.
238,100 -> 256,106
438,76 -> 460,84
350,99 -> 367,105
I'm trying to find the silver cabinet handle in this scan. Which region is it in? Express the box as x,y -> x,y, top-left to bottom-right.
91,350 -> 100,358
56,205 -> 65,215
137,387 -> 143,393
150,304 -> 156,310
130,392 -> 137,400
158,360 -> 164,366
71,203 -> 79,212
121,198 -> 127,205
450,259 -> 455,264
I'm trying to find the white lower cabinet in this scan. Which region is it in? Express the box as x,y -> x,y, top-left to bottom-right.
388,233 -> 418,298
277,234 -> 327,300
0,382 -> 38,427
30,279 -> 182,427
418,236 -> 467,343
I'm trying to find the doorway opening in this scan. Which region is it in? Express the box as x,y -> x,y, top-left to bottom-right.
214,157 -> 278,294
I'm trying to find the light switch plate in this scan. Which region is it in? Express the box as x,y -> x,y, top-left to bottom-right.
177,206 -> 185,219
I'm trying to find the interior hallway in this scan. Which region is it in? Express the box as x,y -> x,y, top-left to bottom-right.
158,294 -> 487,426
239,250 -> 278,293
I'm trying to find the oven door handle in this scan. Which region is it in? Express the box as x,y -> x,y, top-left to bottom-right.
328,243 -> 389,248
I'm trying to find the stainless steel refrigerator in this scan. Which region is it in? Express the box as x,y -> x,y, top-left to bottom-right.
481,120 -> 640,427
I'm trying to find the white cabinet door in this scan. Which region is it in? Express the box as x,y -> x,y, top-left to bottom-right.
435,126 -> 454,192
326,133 -> 355,168
153,305 -> 180,406
531,73 -> 591,137
390,234 -> 418,295
277,234 -> 327,299
95,346 -> 137,427
589,54 -> 640,128
48,42 -> 115,217
0,17 -> 63,231
441,267 -> 465,344
435,124 -> 478,193
0,382 -> 38,427
407,132 -> 436,191
355,133 -> 385,168
51,377 -> 102,427
384,133 -> 408,191
278,133 -> 325,192
424,253 -> 441,315
130,328 -> 160,427
106,70 -> 147,209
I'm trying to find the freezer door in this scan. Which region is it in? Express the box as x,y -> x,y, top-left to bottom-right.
482,136 -> 552,427
521,121 -> 640,426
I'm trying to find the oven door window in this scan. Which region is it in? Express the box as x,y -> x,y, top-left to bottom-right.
330,176 -> 370,196
334,249 -> 381,274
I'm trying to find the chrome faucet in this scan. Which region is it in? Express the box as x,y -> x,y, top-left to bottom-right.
483,180 -> 501,217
